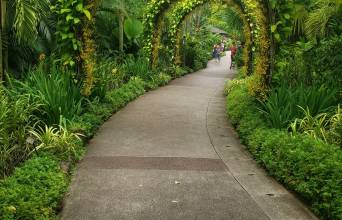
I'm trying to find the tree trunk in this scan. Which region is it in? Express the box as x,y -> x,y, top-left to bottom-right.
0,0 -> 7,81
0,0 -> 4,81
119,13 -> 124,52
265,0 -> 275,85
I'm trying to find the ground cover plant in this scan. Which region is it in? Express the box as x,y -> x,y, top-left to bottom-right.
225,78 -> 342,219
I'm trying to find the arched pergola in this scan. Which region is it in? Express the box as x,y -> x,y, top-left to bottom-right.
142,0 -> 271,94
83,0 -> 271,96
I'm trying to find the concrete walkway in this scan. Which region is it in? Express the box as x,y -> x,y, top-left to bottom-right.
61,54 -> 317,220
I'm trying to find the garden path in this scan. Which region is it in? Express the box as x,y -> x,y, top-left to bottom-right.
61,53 -> 317,220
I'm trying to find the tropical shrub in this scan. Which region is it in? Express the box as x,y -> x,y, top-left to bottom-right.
0,87 -> 40,177
122,56 -> 153,81
0,154 -> 67,219
51,0 -> 92,68
290,105 -> 342,146
91,57 -> 125,100
225,79 -> 342,219
12,66 -> 84,126
304,36 -> 342,88
258,85 -> 338,129
183,32 -> 216,71
30,123 -> 83,161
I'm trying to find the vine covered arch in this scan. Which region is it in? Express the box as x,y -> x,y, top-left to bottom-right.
83,0 -> 271,95
142,0 -> 271,94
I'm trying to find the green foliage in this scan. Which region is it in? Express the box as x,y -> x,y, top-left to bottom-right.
258,85 -> 338,129
124,18 -> 144,41
105,77 -> 145,108
226,78 -> 257,126
0,154 -> 67,220
173,66 -> 189,78
233,47 -> 244,68
13,0 -> 51,43
274,37 -> 342,89
305,0 -> 342,40
51,0 -> 91,67
96,0 -> 146,54
30,123 -> 83,161
290,105 -> 342,146
183,32 -> 218,71
304,36 -> 342,88
91,57 -> 125,100
268,0 -> 311,42
122,56 -> 153,81
13,67 -> 84,126
225,79 -> 342,219
249,128 -> 342,219
208,4 -> 244,41
0,87 -> 40,177
273,41 -> 313,87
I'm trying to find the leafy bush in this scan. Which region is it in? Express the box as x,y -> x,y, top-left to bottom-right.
11,66 -> 84,125
155,73 -> 172,86
226,78 -> 342,219
0,154 -> 67,220
144,73 -> 171,90
122,56 -> 153,82
30,124 -> 83,161
0,87 -> 40,177
91,57 -> 125,100
258,85 -> 338,129
305,36 -> 342,88
273,37 -> 342,90
249,129 -> 342,219
183,32 -> 218,71
290,105 -> 342,146
106,77 -> 145,108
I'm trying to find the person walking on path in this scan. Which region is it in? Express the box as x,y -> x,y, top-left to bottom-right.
230,42 -> 237,69
212,44 -> 220,63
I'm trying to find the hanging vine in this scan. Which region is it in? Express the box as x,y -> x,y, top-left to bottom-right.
142,0 -> 271,93
84,0 -> 272,96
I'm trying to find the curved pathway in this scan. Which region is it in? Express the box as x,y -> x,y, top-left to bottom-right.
61,54 -> 317,220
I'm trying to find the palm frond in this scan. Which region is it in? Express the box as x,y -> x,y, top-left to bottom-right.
305,0 -> 342,40
13,0 -> 50,42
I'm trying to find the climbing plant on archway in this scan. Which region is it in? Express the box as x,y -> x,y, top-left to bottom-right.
142,0 -> 271,95
82,0 -> 271,95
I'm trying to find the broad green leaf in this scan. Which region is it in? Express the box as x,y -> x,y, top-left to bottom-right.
124,17 -> 144,41
61,9 -> 72,13
83,9 -> 92,20
76,3 -> 83,12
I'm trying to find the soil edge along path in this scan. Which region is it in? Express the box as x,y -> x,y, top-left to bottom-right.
61,53 -> 317,220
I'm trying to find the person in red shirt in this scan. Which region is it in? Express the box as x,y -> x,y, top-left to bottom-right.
230,42 -> 237,69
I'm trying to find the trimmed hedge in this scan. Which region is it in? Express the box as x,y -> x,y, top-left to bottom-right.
0,154 -> 67,219
226,80 -> 342,219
